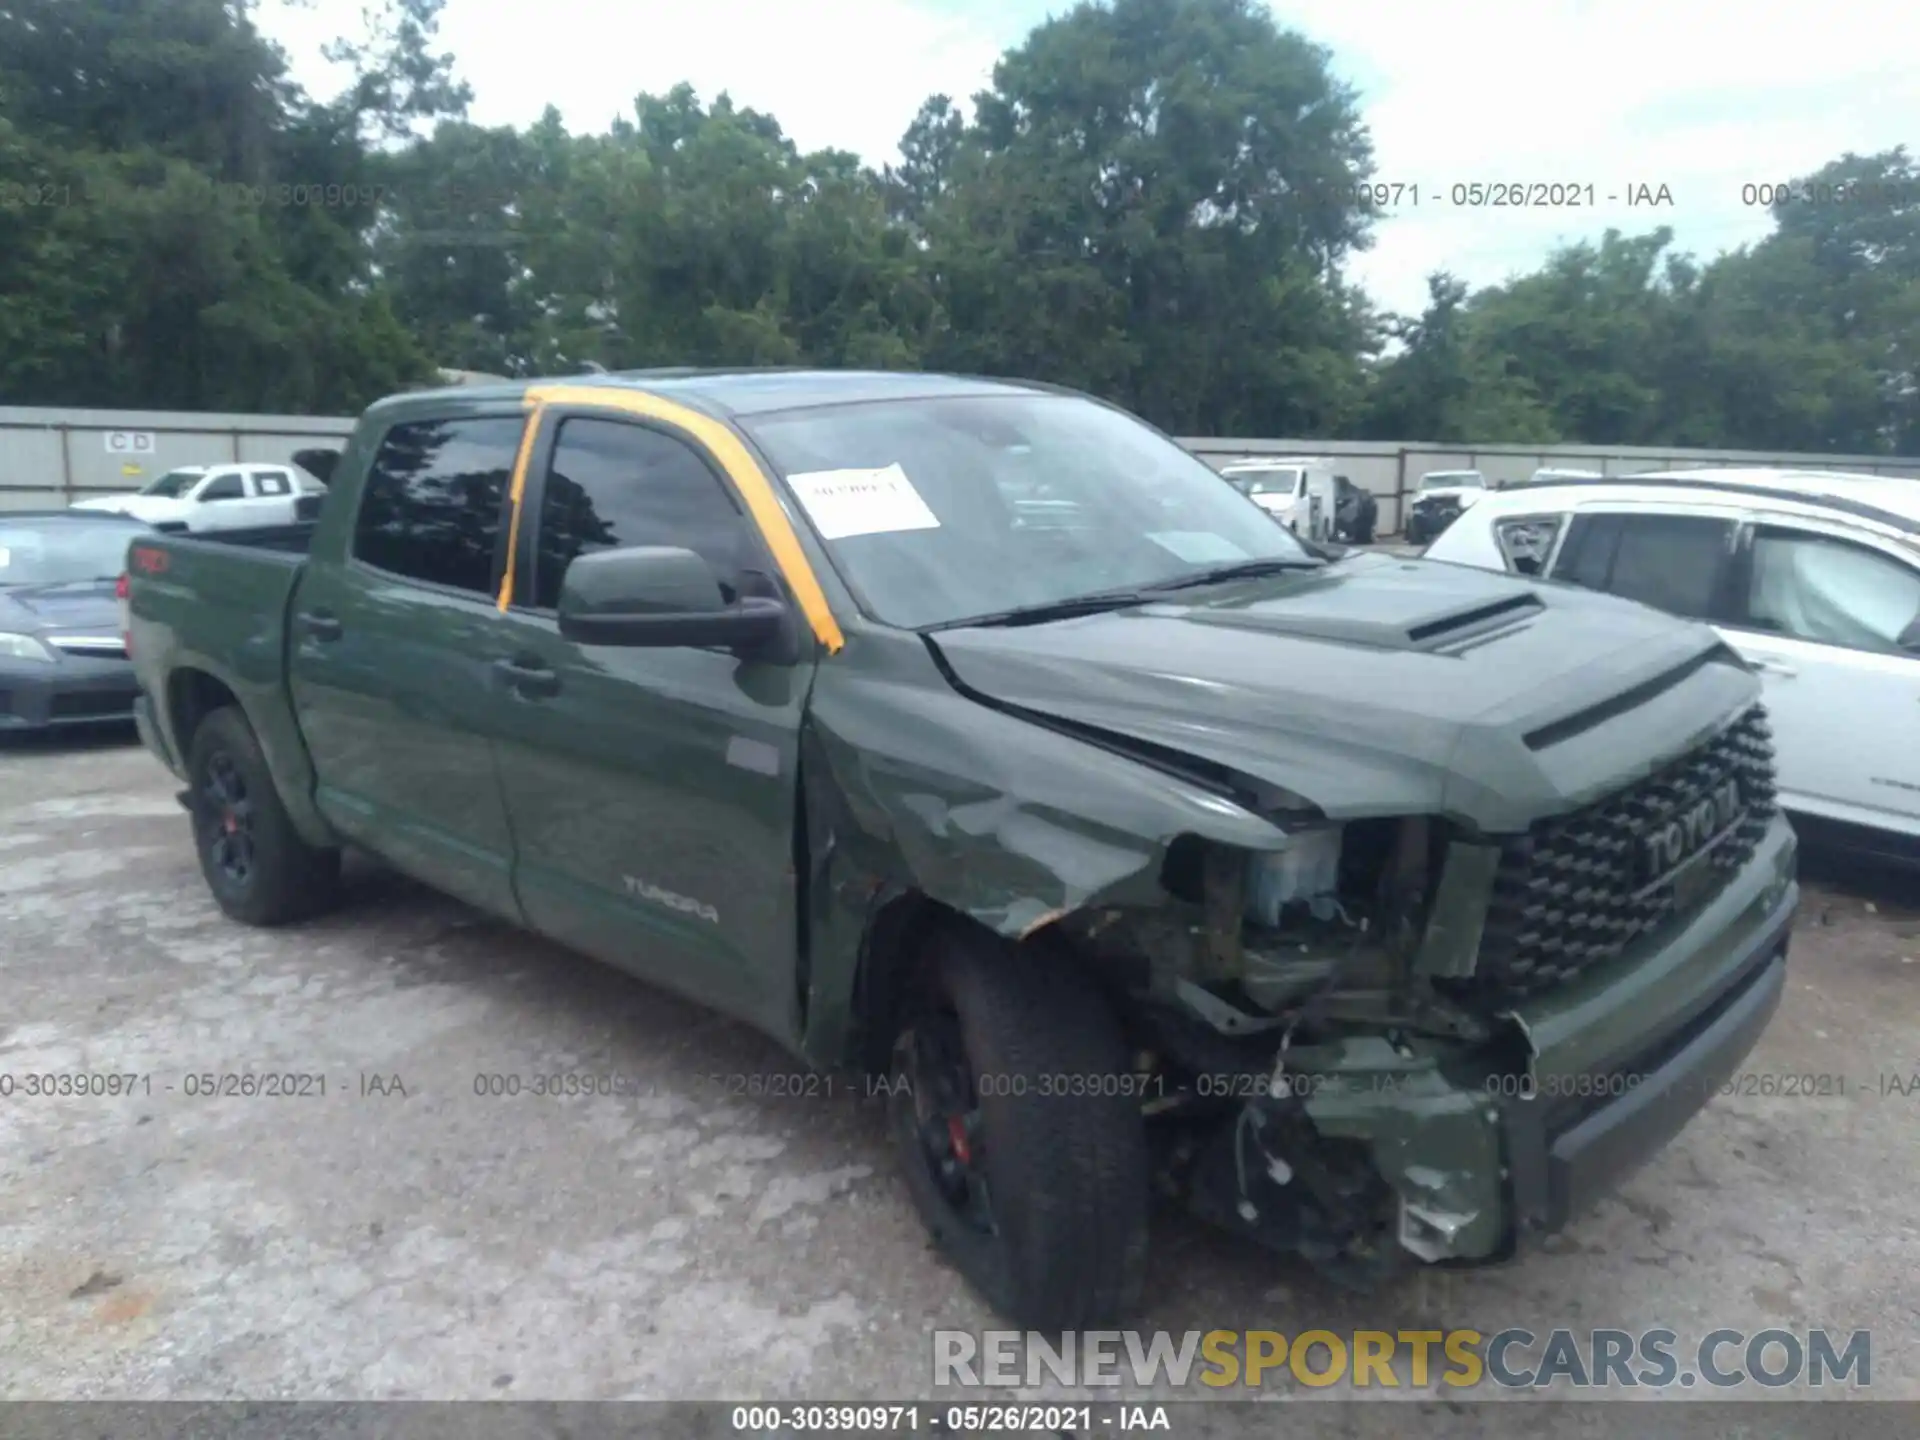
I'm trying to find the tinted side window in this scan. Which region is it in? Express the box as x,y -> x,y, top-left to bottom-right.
353,416 -> 523,593
199,473 -> 246,501
1551,513 -> 1621,590
1608,515 -> 1735,618
1553,513 -> 1732,619
530,417 -> 752,610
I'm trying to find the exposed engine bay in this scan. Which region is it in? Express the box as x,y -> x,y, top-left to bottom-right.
1050,731 -> 1782,1288
1052,816 -> 1514,1286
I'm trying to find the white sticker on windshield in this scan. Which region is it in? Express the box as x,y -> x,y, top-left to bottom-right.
0,548 -> 9,568
785,463 -> 941,541
1147,532 -> 1250,564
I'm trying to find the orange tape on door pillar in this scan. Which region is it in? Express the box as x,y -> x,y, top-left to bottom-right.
495,403 -> 546,612
514,384 -> 844,653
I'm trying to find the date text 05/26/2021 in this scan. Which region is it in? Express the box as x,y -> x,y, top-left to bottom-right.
728,1403 -> 1173,1433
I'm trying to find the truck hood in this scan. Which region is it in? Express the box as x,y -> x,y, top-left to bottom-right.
1412,487 -> 1486,507
925,552 -> 1761,833
70,495 -> 188,522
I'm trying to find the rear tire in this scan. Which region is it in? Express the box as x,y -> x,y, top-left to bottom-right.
887,929 -> 1150,1330
186,706 -> 341,926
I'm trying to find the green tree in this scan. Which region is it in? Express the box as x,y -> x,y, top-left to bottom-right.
913,0 -> 1379,435
6,0 -> 1920,455
0,0 -> 459,410
1361,274 -> 1557,443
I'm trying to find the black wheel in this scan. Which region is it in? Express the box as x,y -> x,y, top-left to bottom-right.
1403,516 -> 1424,545
186,706 -> 341,925
887,929 -> 1149,1330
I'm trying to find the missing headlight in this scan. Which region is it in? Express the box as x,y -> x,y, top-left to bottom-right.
1245,826 -> 1344,925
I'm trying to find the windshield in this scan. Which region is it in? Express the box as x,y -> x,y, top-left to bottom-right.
139,469 -> 203,498
743,394 -> 1314,629
0,521 -> 147,586
1419,472 -> 1484,491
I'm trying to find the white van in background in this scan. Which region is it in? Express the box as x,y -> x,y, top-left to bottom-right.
70,464 -> 324,533
1219,457 -> 1339,542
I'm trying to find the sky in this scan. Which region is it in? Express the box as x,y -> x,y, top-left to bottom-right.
263,0 -> 1920,317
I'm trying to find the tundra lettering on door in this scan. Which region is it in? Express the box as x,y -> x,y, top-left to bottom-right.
622,874 -> 720,925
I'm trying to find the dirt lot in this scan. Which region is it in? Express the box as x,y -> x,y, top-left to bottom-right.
3,726 -> 1917,1425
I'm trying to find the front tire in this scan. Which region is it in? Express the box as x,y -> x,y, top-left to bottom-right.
186,706 -> 341,926
887,929 -> 1150,1330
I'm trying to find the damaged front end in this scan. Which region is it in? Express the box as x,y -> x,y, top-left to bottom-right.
1054,743 -> 1796,1289
802,628 -> 1795,1288
1058,813 -> 1524,1286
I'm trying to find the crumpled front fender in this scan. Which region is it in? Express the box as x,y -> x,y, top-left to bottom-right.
794,639 -> 1288,1066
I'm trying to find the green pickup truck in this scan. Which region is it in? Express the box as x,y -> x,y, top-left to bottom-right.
126,370 -> 1799,1328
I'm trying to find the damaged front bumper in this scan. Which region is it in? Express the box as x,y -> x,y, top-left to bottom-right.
1200,811 -> 1798,1268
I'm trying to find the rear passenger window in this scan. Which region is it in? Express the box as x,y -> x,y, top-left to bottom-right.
529,417 -> 752,609
256,472 -> 290,496
1552,513 -> 1734,619
1608,515 -> 1735,618
353,417 -> 523,594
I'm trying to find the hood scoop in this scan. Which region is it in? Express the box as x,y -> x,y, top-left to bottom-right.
1408,593 -> 1543,652
1186,587 -> 1543,653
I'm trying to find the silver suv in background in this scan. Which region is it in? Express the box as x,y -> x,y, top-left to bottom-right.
1422,467 -> 1920,867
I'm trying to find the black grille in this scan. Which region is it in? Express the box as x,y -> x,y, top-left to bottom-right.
1475,706 -> 1778,995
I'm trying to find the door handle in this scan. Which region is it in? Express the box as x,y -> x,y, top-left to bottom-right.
299,611 -> 342,642
493,656 -> 560,698
1750,657 -> 1797,678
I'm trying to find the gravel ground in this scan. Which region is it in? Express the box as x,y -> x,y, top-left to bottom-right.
2,725 -> 1917,1432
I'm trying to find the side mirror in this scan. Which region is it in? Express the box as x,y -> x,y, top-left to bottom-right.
555,546 -> 792,658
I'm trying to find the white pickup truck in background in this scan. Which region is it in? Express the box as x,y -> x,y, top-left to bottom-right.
69,463 -> 324,533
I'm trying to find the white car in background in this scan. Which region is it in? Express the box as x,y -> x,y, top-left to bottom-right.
1422,467 -> 1920,865
70,463 -> 322,533
1403,469 -> 1490,543
1219,457 -> 1339,542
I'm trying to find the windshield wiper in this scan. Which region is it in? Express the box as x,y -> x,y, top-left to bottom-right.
1143,557 -> 1323,593
930,587 -> 1157,631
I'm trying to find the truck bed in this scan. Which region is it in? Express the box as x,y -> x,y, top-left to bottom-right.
126,529 -> 310,762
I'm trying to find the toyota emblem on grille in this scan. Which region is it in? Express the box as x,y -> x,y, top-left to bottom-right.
1643,776 -> 1744,882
